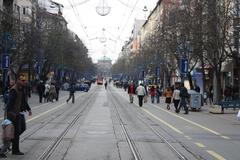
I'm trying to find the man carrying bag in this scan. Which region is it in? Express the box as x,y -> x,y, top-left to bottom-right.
0,73 -> 32,158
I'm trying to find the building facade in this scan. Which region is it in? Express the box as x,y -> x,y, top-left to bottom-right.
97,56 -> 112,77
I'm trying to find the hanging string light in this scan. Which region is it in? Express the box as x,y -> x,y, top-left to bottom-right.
96,0 -> 111,16
99,28 -> 107,43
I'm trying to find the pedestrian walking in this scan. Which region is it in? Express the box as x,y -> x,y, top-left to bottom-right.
172,85 -> 180,113
44,83 -> 50,102
104,81 -> 108,90
143,84 -> 148,103
149,85 -> 156,103
156,86 -> 161,103
135,83 -> 146,107
49,83 -> 56,102
55,81 -> 60,101
123,82 -> 128,91
66,83 -> 75,103
0,73 -> 32,158
37,80 -> 45,103
177,83 -> 190,114
127,81 -> 135,103
163,86 -> 173,110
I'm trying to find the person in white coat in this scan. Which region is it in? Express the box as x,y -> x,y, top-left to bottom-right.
172,85 -> 181,113
135,83 -> 146,107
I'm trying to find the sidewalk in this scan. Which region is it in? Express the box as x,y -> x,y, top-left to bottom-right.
116,87 -> 240,124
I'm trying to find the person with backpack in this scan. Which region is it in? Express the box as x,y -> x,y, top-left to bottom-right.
176,83 -> 190,114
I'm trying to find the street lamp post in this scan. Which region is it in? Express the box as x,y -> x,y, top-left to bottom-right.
1,32 -> 14,95
177,39 -> 191,83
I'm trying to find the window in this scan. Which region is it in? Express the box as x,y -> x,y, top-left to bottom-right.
23,7 -> 26,14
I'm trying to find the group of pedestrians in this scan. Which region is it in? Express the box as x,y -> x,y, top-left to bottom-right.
126,82 -> 190,114
37,81 -> 60,103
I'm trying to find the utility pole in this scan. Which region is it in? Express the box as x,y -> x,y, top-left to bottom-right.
234,0 -> 240,99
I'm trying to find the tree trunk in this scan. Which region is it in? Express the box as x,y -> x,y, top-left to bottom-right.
213,69 -> 221,104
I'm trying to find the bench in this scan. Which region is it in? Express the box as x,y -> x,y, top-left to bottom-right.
218,100 -> 240,113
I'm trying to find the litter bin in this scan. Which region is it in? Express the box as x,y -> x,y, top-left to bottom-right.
188,90 -> 202,111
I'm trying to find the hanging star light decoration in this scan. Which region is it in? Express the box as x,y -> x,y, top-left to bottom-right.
96,0 -> 111,16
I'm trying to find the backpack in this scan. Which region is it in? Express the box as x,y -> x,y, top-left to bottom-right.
180,87 -> 190,98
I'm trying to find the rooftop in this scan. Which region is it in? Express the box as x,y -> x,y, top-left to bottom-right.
98,56 -> 111,61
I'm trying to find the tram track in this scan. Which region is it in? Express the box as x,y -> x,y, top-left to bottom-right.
109,92 -> 142,160
109,87 -> 188,160
4,87 -> 98,160
20,90 -> 95,143
36,89 -> 98,160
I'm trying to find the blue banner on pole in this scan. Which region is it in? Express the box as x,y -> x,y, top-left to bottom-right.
155,67 -> 160,76
181,58 -> 188,73
2,54 -> 10,69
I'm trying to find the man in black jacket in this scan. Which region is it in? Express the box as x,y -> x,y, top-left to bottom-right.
66,83 -> 75,103
0,74 -> 32,158
177,83 -> 189,114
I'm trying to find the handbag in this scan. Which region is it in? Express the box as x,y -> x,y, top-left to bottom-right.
2,119 -> 14,140
18,113 -> 26,135
237,110 -> 240,121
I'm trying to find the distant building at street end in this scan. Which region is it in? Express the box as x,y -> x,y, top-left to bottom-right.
97,56 -> 112,77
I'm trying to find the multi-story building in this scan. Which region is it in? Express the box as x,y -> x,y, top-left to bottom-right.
130,19 -> 145,55
38,0 -> 66,31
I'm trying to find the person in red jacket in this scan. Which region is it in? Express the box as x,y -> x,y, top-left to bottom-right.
149,85 -> 156,103
127,81 -> 135,103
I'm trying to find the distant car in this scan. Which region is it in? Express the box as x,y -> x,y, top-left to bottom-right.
84,81 -> 92,88
75,83 -> 89,92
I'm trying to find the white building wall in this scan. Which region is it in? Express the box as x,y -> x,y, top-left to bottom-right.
38,0 -> 63,15
14,0 -> 33,23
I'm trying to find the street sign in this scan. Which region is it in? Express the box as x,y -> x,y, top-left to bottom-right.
181,58 -> 188,73
155,67 -> 160,76
2,54 -> 10,69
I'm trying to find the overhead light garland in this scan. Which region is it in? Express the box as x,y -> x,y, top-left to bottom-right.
99,28 -> 107,43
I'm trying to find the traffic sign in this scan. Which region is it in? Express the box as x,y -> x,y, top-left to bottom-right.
2,54 -> 10,69
181,58 -> 188,73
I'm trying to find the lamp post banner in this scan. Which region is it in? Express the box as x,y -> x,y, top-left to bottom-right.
181,58 -> 188,74
2,54 -> 10,69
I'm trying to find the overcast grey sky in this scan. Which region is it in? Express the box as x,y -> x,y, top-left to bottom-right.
53,0 -> 159,63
